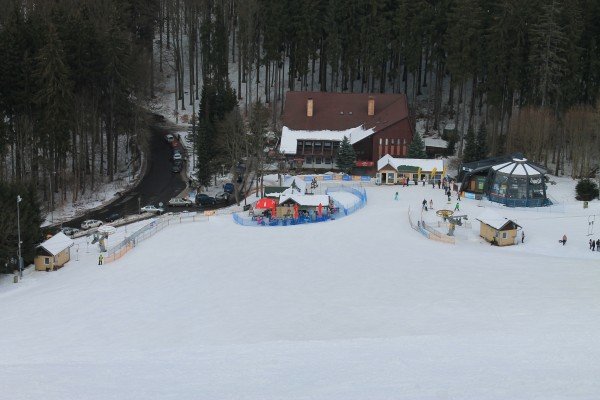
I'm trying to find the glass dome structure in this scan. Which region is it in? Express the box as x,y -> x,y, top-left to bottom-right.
486,158 -> 548,207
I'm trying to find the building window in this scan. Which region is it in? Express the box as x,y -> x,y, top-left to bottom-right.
44,257 -> 50,265
305,141 -> 313,151
333,141 -> 340,149
324,141 -> 332,148
379,138 -> 383,145
305,156 -> 313,164
315,141 -> 322,151
385,138 -> 388,146
315,157 -> 322,164
502,232 -> 507,239
324,157 -> 332,164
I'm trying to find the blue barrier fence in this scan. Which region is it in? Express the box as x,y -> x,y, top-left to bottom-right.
232,185 -> 367,227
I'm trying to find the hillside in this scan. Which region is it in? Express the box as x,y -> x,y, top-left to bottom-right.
1,180 -> 600,399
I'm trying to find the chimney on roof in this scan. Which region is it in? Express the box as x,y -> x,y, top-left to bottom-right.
307,98 -> 314,117
368,96 -> 375,116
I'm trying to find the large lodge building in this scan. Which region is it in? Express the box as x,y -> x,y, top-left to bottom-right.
279,91 -> 414,172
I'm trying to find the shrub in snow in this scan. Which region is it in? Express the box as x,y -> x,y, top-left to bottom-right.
575,179 -> 599,201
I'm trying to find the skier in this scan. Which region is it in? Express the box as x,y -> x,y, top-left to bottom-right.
454,202 -> 460,211
593,239 -> 596,251
429,199 -> 433,210
98,254 -> 103,266
560,234 -> 567,245
521,231 -> 525,244
596,238 -> 600,251
447,193 -> 451,203
394,192 -> 399,201
432,181 -> 435,189
457,191 -> 461,201
422,199 -> 428,211
438,180 -> 441,189
590,239 -> 594,250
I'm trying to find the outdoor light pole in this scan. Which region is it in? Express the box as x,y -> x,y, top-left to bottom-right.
16,195 -> 22,279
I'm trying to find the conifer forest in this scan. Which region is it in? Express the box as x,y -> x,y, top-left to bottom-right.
0,0 -> 599,204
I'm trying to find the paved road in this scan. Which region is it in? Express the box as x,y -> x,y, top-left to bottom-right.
58,114 -> 188,230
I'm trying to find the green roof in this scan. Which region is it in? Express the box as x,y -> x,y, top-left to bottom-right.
397,165 -> 420,173
264,186 -> 288,195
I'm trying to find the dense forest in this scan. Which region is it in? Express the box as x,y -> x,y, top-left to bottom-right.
1,0 -> 600,208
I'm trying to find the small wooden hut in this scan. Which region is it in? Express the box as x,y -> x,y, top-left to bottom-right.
476,210 -> 521,246
35,232 -> 74,271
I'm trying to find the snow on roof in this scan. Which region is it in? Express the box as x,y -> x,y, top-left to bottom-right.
377,154 -> 444,172
282,176 -> 307,194
279,194 -> 330,207
280,125 -> 374,155
424,137 -> 448,148
476,209 -> 520,230
492,158 -> 544,176
39,232 -> 74,256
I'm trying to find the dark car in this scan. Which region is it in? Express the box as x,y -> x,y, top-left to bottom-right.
106,213 -> 121,222
223,183 -> 234,194
195,193 -> 216,206
171,159 -> 183,173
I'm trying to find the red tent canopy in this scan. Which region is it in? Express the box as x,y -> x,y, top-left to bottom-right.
255,198 -> 277,209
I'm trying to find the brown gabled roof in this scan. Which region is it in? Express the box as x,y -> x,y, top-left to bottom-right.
282,91 -> 410,133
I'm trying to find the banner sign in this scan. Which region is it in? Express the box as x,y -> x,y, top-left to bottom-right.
360,176 -> 372,182
323,175 -> 333,181
342,175 -> 351,181
355,161 -> 374,167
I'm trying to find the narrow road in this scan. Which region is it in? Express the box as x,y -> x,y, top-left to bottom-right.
60,114 -> 187,230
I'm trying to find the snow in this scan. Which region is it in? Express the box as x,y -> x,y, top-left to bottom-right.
38,232 -> 74,256
424,137 -> 448,148
493,159 -> 544,176
377,154 -> 445,172
476,209 -> 519,230
2,176 -> 600,399
280,125 -> 375,155
279,194 -> 330,207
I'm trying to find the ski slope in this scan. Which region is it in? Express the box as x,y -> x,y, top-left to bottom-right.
1,179 -> 600,399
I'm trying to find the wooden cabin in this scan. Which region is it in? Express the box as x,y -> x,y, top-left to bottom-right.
376,154 -> 446,185
476,210 -> 521,246
35,232 -> 74,271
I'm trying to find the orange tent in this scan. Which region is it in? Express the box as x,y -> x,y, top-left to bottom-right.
255,198 -> 276,209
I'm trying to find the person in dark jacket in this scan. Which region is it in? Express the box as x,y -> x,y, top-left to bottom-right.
560,234 -> 567,245
592,239 -> 596,251
590,239 -> 594,250
596,239 -> 600,251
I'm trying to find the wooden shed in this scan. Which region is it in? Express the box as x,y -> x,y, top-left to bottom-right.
476,210 -> 521,246
35,232 -> 74,271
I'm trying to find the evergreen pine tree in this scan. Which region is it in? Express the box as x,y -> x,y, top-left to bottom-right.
462,125 -> 478,163
336,136 -> 356,173
195,118 -> 215,187
407,131 -> 427,158
475,123 -> 488,160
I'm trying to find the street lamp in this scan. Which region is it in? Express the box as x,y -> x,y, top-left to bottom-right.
16,195 -> 22,279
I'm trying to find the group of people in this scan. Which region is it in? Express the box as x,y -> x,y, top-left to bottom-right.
589,238 -> 600,250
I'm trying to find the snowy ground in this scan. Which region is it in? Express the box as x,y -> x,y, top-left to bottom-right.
2,177 -> 600,399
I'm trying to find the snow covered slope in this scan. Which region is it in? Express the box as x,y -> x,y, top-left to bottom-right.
1,180 -> 600,399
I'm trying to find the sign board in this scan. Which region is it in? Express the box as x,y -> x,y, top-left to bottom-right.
355,161 -> 374,167
323,175 -> 333,181
203,210 -> 216,216
360,176 -> 371,182
342,175 -> 351,181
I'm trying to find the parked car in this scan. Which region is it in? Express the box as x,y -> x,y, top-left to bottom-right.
171,161 -> 183,173
195,193 -> 217,206
172,150 -> 183,161
164,133 -> 174,143
223,182 -> 234,194
61,227 -> 80,236
214,191 -> 230,204
168,197 -> 193,207
106,213 -> 121,222
140,205 -> 164,214
81,219 -> 103,229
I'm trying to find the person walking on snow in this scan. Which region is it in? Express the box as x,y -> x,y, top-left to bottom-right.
521,231 -> 525,243
394,192 -> 399,201
592,239 -> 596,251
596,238 -> 600,251
454,202 -> 460,211
429,199 -> 433,210
561,234 -> 567,245
590,239 -> 594,250
422,199 -> 428,211
98,254 -> 103,266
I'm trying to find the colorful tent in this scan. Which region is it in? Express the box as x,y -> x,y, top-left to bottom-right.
317,203 -> 323,217
293,204 -> 299,219
255,198 -> 276,209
